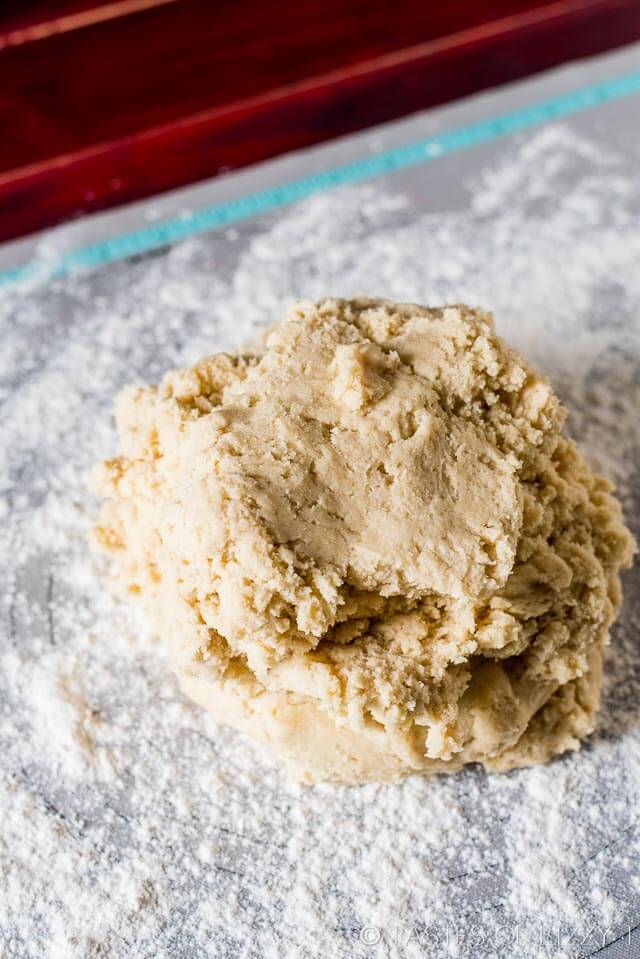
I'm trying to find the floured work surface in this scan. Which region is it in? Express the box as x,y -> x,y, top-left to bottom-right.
1,46 -> 640,959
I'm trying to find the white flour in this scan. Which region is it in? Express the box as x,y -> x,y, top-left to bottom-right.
1,120 -> 640,959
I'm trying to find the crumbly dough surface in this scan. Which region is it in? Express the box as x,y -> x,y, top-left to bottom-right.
92,298 -> 635,783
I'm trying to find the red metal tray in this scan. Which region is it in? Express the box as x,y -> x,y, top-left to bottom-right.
2,0 -> 640,243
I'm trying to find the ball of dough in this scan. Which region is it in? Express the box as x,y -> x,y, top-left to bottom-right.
92,298 -> 635,784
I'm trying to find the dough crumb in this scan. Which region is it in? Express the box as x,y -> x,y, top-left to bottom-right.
92,298 -> 635,783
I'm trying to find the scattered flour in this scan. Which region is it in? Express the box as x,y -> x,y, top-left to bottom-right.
1,119 -> 640,958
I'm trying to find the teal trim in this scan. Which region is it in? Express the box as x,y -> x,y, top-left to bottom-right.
3,68 -> 640,289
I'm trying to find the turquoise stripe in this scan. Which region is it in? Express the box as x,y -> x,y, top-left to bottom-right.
3,68 -> 640,289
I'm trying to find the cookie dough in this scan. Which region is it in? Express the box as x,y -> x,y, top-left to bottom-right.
92,298 -> 635,783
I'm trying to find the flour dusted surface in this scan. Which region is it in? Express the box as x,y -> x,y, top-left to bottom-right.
2,121 -> 640,956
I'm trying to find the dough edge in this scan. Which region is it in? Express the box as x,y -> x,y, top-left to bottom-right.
176,632 -> 605,785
